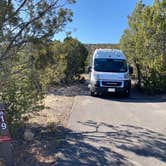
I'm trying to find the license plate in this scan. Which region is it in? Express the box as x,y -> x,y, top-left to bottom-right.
108,88 -> 115,92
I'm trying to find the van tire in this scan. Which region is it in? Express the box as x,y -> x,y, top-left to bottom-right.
90,91 -> 95,96
124,90 -> 131,97
90,90 -> 97,97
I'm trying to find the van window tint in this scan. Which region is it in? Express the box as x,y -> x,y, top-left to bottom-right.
94,59 -> 127,72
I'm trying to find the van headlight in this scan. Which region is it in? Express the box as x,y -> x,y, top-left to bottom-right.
91,73 -> 100,85
124,73 -> 130,80
94,73 -> 100,81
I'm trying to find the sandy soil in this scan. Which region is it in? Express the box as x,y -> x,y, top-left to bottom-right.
12,82 -> 88,166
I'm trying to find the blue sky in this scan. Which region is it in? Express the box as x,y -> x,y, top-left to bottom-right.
55,0 -> 153,44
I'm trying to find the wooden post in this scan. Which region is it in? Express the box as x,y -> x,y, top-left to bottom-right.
0,104 -> 13,166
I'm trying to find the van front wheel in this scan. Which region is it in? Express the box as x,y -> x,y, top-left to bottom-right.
90,90 -> 98,97
124,89 -> 131,97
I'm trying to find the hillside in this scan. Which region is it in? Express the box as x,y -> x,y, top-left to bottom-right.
84,43 -> 120,65
84,43 -> 120,55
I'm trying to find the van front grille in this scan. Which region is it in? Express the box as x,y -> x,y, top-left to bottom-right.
101,81 -> 122,87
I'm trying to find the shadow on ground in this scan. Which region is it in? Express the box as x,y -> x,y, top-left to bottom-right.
49,83 -> 89,97
49,82 -> 166,103
98,93 -> 166,103
76,121 -> 166,163
13,124 -> 131,166
13,121 -> 166,166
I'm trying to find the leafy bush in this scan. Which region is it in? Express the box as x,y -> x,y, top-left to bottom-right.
0,51 -> 44,131
63,37 -> 88,83
120,0 -> 166,93
0,0 -> 75,130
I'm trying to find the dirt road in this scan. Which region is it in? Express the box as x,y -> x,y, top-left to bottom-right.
56,94 -> 166,166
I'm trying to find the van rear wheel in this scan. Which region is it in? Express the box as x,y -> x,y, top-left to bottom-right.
90,91 -> 95,96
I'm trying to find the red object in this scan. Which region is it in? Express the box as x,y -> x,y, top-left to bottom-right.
0,135 -> 11,143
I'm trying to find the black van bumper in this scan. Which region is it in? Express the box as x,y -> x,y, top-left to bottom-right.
89,80 -> 131,94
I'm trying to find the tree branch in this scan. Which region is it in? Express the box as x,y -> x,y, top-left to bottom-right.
1,0 -> 60,60
4,0 -> 28,23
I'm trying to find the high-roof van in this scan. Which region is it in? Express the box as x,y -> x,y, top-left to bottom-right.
88,49 -> 133,96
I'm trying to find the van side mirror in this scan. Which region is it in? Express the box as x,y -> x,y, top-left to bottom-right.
88,66 -> 92,73
129,66 -> 133,75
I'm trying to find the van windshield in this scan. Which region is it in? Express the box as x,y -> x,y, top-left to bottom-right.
94,59 -> 127,72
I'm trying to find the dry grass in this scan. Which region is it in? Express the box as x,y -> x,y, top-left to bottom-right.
13,77 -> 89,165
28,82 -> 88,127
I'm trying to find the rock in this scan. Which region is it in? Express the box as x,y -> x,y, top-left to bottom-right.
24,129 -> 34,141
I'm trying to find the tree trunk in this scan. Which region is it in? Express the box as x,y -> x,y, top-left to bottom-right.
136,63 -> 141,90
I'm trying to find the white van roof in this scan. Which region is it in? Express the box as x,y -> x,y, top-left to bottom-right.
93,49 -> 126,60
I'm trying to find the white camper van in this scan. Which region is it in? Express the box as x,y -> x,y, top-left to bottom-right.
88,49 -> 133,96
